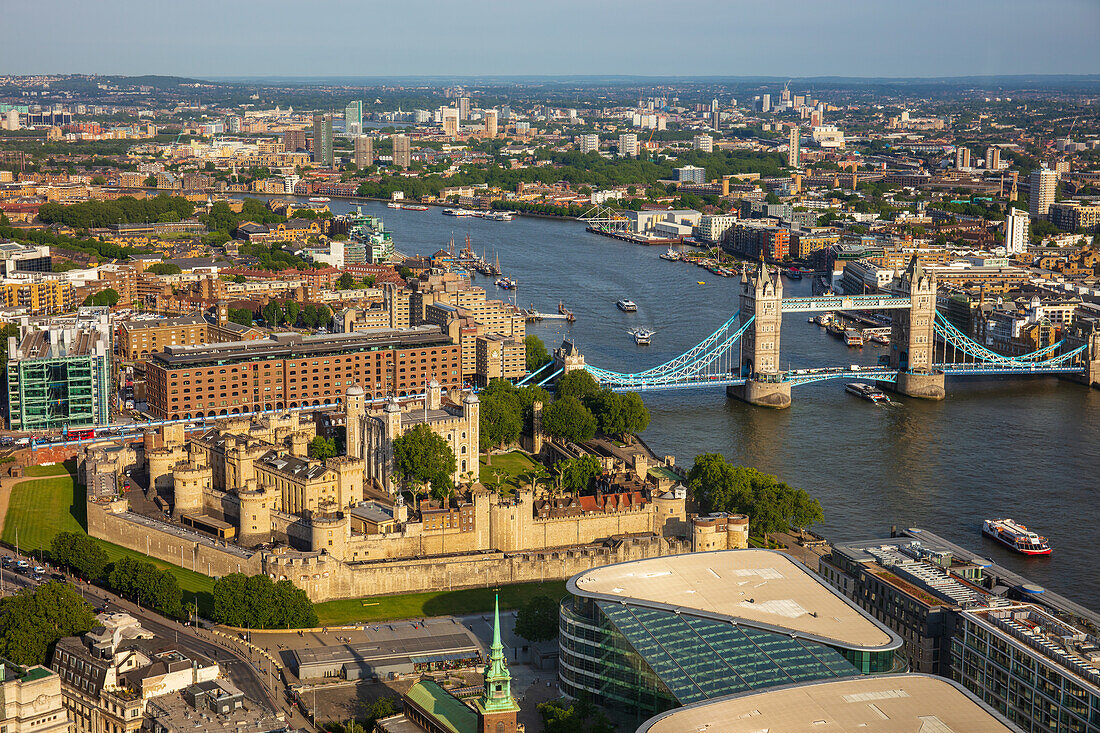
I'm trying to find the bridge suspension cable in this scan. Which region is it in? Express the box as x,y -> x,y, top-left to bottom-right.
933,312 -> 1087,368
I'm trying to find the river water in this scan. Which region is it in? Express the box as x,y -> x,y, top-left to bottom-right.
309,199 -> 1100,607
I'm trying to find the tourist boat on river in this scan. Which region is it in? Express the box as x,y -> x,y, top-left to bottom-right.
481,211 -> 514,221
845,329 -> 865,347
443,208 -> 476,217
495,277 -> 516,290
982,519 -> 1052,555
403,204 -> 429,211
617,299 -> 638,312
845,382 -> 889,404
308,196 -> 330,204
631,328 -> 654,345
387,202 -> 402,209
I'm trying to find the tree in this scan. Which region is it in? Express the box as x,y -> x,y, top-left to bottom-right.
144,175 -> 158,187
541,396 -> 596,444
82,288 -> 120,307
212,573 -> 317,628
107,557 -> 183,618
0,582 -> 97,666
392,423 -> 457,500
337,272 -> 356,290
308,436 -> 337,460
557,455 -> 602,494
50,532 -> 108,580
148,262 -> 182,276
227,308 -> 253,326
538,698 -> 615,733
514,595 -> 558,642
555,370 -> 600,402
687,454 -> 823,535
525,334 -> 551,372
91,175 -> 106,185
480,393 -> 523,456
261,301 -> 282,326
284,300 -> 300,326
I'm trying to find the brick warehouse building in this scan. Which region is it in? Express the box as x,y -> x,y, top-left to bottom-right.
145,326 -> 460,420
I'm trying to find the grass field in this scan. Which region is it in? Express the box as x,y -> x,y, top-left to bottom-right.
480,451 -> 539,491
1,467 -> 216,612
313,580 -> 568,626
22,463 -> 76,477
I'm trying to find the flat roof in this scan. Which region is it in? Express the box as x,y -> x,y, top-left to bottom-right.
569,550 -> 898,650
636,675 -> 1021,733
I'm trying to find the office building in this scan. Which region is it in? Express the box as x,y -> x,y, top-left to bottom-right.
392,134 -> 411,169
345,100 -> 363,136
559,551 -> 904,717
353,135 -> 374,169
6,323 -> 111,430
312,113 -> 334,168
441,107 -> 460,138
956,146 -> 971,170
282,129 -> 306,152
673,165 -> 706,185
692,134 -> 712,152
954,603 -> 1099,732
484,109 -> 498,138
618,133 -> 638,158
986,146 -> 1001,170
577,134 -> 599,154
0,241 -> 50,275
116,312 -> 263,360
458,96 -> 470,120
0,660 -> 68,733
788,126 -> 801,168
636,675 -> 1021,733
1005,208 -> 1030,256
145,327 -> 461,420
1029,168 -> 1058,219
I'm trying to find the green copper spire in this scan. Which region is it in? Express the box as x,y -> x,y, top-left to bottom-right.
478,593 -> 518,714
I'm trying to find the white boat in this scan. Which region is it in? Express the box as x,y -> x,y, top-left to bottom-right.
308,196 -> 330,203
443,208 -> 476,217
982,519 -> 1051,555
659,247 -> 681,261
845,383 -> 889,404
617,299 -> 638,312
387,202 -> 402,209
631,328 -> 654,345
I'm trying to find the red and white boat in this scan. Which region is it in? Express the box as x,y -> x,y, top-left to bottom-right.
982,518 -> 1051,555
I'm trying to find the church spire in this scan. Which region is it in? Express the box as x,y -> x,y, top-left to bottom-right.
478,594 -> 519,716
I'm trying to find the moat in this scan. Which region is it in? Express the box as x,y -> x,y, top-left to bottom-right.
293,197 -> 1100,608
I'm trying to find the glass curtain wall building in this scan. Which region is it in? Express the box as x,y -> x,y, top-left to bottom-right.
6,325 -> 111,431
559,550 -> 905,717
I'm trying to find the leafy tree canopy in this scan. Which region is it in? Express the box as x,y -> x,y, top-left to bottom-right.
0,582 -> 97,666
392,423 -> 457,500
541,396 -> 596,444
514,595 -> 559,642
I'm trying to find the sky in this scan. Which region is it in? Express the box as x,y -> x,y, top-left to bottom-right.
2,0 -> 1098,80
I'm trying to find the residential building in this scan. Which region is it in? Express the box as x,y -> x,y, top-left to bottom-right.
1005,208 -> 1030,256
457,96 -> 470,120
723,221 -> 790,261
312,113 -> 334,168
6,321 -> 111,430
1048,201 -> 1100,232
115,312 -> 264,360
0,660 -> 68,733
986,146 -> 1002,170
761,93 -> 771,112
282,129 -> 306,153
441,108 -> 460,138
484,109 -> 498,138
673,165 -> 705,185
577,134 -> 599,154
956,146 -> 972,170
697,214 -> 738,243
692,134 -> 712,153
636,675 -> 1021,733
559,550 -> 905,717
618,133 -> 638,158
144,327 -> 461,420
791,231 -> 841,259
345,100 -> 363,136
392,134 -> 411,169
788,126 -> 800,168
1029,168 -> 1058,219
0,277 -> 74,314
353,135 -> 374,169
0,241 -> 51,275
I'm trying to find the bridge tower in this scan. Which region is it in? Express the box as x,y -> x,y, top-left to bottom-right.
1062,322 -> 1100,389
882,257 -> 945,399
728,263 -> 791,408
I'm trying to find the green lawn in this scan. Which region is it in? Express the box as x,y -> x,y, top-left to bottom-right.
22,462 -> 76,477
2,467 -> 215,613
480,451 -> 539,491
314,580 -> 568,626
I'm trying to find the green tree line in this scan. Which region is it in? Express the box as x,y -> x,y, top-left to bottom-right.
38,195 -> 195,229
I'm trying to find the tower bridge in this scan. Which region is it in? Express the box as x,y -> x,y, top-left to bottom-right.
557,258 -> 1100,409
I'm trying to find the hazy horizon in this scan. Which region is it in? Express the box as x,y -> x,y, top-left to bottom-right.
2,0 -> 1098,79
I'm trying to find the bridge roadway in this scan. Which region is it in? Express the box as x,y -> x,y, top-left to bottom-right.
780,294 -> 913,313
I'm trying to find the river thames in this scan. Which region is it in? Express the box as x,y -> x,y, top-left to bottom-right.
309,199 -> 1100,607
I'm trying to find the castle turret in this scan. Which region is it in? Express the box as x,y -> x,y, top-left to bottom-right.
290,431 -> 310,458
237,489 -> 271,547
326,456 -> 365,507
462,392 -> 480,484
427,379 -> 441,411
346,385 -> 365,459
172,463 -> 210,519
308,511 -> 349,561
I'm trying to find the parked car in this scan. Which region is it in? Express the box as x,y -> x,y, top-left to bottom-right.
1,556 -> 11,567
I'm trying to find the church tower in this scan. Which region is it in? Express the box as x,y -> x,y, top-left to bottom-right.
474,595 -> 520,733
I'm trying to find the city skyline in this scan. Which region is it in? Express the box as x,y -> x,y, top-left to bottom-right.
2,0 -> 1098,79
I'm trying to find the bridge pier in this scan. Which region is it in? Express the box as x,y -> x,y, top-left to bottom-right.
727,379 -> 792,409
881,370 -> 945,401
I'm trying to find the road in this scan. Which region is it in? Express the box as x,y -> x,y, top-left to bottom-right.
0,551 -> 316,731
